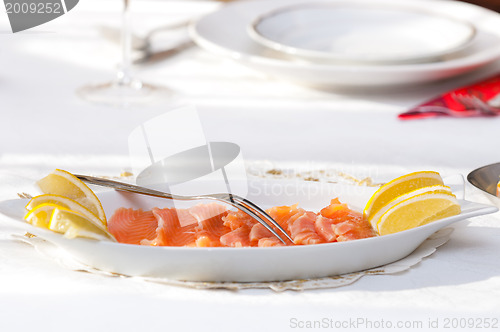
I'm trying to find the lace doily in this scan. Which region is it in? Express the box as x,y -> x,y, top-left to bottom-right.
11,228 -> 452,291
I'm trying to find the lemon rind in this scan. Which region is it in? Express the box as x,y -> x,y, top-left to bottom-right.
376,192 -> 461,235
368,184 -> 454,229
364,171 -> 443,219
36,169 -> 107,225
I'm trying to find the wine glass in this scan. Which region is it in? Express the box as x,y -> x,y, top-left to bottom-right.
77,0 -> 172,106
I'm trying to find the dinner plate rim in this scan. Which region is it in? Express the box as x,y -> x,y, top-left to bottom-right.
190,0 -> 500,86
247,2 -> 477,65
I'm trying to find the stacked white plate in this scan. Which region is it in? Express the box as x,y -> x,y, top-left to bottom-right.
190,0 -> 500,87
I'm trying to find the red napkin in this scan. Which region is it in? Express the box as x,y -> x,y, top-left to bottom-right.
399,73 -> 500,120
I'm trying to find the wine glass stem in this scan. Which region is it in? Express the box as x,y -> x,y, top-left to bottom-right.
118,0 -> 132,85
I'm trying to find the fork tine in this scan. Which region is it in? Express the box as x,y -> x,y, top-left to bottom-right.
223,197 -> 289,244
458,95 -> 477,109
456,95 -> 470,109
453,94 -> 498,116
232,196 -> 294,244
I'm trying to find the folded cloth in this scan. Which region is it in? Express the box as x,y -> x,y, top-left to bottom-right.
398,73 -> 500,120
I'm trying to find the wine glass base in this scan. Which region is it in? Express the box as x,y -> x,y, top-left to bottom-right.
77,80 -> 174,107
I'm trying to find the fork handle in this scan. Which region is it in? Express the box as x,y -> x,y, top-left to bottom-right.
75,174 -> 194,201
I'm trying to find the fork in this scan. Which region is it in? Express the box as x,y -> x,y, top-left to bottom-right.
398,105 -> 489,119
133,40 -> 193,65
98,23 -> 194,65
75,174 -> 293,244
99,21 -> 190,52
399,95 -> 500,120
452,94 -> 500,116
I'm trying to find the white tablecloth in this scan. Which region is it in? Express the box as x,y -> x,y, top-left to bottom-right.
1,1 -> 500,331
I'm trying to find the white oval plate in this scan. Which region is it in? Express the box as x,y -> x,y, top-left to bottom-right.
0,180 -> 496,282
190,0 -> 500,87
249,3 -> 475,64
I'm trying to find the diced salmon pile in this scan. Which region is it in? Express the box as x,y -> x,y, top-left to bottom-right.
107,198 -> 377,247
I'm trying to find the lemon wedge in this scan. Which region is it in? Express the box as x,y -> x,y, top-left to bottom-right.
364,171 -> 444,221
367,184 -> 453,229
26,194 -> 103,228
48,207 -> 115,241
376,192 -> 461,235
24,203 -> 58,229
36,169 -> 106,225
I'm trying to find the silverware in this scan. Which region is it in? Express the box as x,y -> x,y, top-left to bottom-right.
399,73 -> 500,120
399,94 -> 500,120
467,162 -> 500,197
98,21 -> 194,65
133,40 -> 194,65
75,174 -> 293,244
398,105 -> 490,120
99,21 -> 189,51
453,94 -> 500,116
